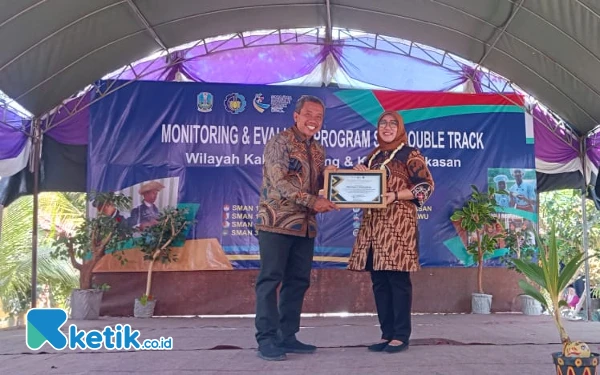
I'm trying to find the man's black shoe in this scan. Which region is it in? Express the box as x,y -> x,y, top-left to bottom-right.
383,341 -> 409,353
367,340 -> 390,352
278,338 -> 317,354
257,342 -> 287,361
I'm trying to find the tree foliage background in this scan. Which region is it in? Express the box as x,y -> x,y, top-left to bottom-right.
0,188 -> 598,326
0,192 -> 84,325
538,189 -> 600,288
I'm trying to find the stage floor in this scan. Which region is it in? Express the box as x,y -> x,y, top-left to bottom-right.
1,313 -> 599,374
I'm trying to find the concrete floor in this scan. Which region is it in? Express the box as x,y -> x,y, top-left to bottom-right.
1,313 -> 599,374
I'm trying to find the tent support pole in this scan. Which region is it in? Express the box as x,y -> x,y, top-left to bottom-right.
581,139 -> 592,321
31,117 -> 41,309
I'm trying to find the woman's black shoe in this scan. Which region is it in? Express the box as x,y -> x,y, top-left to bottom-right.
383,341 -> 409,353
367,341 -> 390,352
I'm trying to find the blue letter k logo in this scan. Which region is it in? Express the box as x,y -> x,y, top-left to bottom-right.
26,308 -> 68,350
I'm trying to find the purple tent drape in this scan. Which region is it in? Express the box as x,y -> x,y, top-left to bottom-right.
38,40 -> 586,169
586,129 -> 600,208
182,43 -> 327,84
0,106 -> 28,160
533,105 -> 580,165
0,106 -> 30,177
2,33 -> 595,201
43,92 -> 90,145
586,129 -> 600,169
532,104 -> 584,192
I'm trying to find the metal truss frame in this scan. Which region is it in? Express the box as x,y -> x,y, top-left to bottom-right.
0,26 -> 583,151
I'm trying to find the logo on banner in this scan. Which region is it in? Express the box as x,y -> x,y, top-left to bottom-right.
197,92 -> 213,113
270,95 -> 293,113
253,93 -> 270,113
224,93 -> 247,114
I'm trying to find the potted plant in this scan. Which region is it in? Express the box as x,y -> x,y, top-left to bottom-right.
501,229 -> 543,315
451,185 -> 504,314
133,207 -> 192,318
512,223 -> 598,373
52,192 -> 133,319
592,286 -> 600,316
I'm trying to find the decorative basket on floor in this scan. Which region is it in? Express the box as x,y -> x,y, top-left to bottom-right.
134,298 -> 156,318
471,293 -> 492,314
520,294 -> 542,315
552,352 -> 598,375
70,289 -> 104,320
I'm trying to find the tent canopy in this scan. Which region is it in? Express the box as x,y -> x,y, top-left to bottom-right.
1,0 -> 600,135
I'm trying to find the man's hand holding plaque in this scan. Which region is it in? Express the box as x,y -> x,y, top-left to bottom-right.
313,197 -> 338,213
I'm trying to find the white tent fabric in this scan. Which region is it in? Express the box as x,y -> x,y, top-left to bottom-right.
0,137 -> 30,177
1,0 -> 600,135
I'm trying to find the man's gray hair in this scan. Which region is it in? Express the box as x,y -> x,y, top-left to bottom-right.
295,95 -> 325,114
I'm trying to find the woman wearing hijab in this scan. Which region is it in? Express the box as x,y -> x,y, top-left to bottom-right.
348,111 -> 434,353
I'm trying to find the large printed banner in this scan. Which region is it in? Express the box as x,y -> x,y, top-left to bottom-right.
88,80 -> 537,272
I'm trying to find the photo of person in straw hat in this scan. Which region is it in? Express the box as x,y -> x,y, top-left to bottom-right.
128,180 -> 165,230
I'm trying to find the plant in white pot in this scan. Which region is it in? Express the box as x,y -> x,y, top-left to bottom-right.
512,223 -> 598,373
52,192 -> 133,320
501,229 -> 542,315
451,185 -> 504,314
591,286 -> 600,321
133,207 -> 192,318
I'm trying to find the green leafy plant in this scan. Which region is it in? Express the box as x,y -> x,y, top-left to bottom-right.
592,286 -> 600,300
139,293 -> 153,306
92,283 -> 111,292
136,207 -> 192,303
51,192 -> 134,290
501,228 -> 537,271
539,190 -> 600,264
500,230 -> 542,304
512,223 -> 592,353
451,185 -> 504,294
1,192 -> 82,324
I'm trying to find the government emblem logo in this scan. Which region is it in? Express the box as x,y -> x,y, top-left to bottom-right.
197,92 -> 213,113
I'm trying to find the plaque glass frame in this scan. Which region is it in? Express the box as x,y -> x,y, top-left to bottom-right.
323,169 -> 387,208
